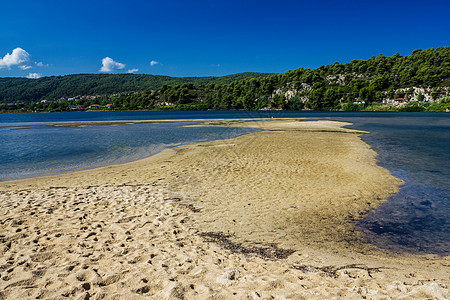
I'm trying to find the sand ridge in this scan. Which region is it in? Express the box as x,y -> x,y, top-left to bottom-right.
0,119 -> 448,299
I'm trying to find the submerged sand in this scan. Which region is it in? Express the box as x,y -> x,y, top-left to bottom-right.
0,119 -> 448,299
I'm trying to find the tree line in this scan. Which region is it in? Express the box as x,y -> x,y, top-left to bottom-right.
104,47 -> 450,112
0,72 -> 272,103
1,47 -> 449,112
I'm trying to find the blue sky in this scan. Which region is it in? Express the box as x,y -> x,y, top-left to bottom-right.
0,0 -> 448,78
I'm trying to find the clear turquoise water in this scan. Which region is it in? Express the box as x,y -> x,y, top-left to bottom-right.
0,111 -> 448,255
0,120 -> 261,180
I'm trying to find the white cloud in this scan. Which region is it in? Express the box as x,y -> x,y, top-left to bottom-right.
127,68 -> 139,74
150,60 -> 159,67
0,48 -> 46,70
0,47 -> 32,70
27,73 -> 42,79
100,57 -> 126,73
20,65 -> 32,70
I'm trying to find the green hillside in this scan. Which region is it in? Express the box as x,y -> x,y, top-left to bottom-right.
1,47 -> 449,112
0,72 -> 272,103
106,47 -> 450,111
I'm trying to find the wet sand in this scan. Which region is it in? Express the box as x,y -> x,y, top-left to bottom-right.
0,119 -> 448,299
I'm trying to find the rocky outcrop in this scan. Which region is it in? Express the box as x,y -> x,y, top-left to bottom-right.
326,74 -> 345,85
273,82 -> 311,101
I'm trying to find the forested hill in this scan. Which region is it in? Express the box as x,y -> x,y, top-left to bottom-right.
1,47 -> 450,112
106,47 -> 450,111
0,72 -> 272,103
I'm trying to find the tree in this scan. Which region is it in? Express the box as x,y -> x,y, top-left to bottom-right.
342,101 -> 361,111
359,87 -> 375,102
417,91 -> 425,102
431,87 -> 440,100
323,87 -> 341,109
255,96 -> 270,110
307,87 -> 325,110
286,95 -> 304,110
394,90 -> 404,99
272,94 -> 286,109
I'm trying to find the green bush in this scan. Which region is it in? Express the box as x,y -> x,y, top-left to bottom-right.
440,96 -> 450,103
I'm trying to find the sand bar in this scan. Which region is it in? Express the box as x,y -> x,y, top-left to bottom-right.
0,119 -> 448,299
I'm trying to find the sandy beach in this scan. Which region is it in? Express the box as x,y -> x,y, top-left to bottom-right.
0,119 -> 448,299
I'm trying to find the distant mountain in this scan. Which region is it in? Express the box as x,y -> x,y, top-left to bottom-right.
0,72 -> 273,103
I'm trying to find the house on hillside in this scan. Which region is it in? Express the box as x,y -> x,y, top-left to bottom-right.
88,104 -> 102,109
105,104 -> 115,109
383,97 -> 408,104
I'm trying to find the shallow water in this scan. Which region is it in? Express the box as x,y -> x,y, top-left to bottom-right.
0,120 -> 261,181
0,111 -> 448,255
344,116 -> 450,255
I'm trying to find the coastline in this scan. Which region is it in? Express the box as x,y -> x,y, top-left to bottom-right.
0,119 -> 448,299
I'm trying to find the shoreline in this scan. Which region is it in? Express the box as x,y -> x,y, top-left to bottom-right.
0,119 -> 448,299
0,118 -> 262,182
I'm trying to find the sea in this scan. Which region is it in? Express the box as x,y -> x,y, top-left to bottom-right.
0,110 -> 448,255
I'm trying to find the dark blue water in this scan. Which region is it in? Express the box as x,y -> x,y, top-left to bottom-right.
345,117 -> 450,255
0,111 -> 449,255
305,114 -> 449,255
